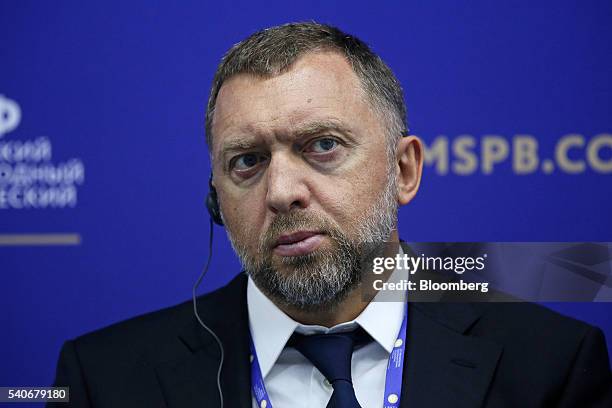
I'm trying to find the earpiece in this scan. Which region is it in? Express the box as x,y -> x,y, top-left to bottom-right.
206,175 -> 224,226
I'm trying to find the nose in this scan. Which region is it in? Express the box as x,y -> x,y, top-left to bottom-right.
265,153 -> 311,215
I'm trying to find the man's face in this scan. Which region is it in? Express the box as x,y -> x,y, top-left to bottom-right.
210,51 -> 398,309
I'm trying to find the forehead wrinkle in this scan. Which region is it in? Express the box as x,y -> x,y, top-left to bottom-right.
223,116 -> 354,150
214,116 -> 278,159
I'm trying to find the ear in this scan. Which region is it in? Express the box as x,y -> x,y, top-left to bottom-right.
396,135 -> 423,205
209,173 -> 218,192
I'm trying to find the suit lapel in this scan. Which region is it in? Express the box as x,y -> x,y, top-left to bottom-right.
155,274 -> 252,408
400,302 -> 502,408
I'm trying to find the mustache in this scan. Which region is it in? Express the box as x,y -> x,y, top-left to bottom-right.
261,211 -> 336,251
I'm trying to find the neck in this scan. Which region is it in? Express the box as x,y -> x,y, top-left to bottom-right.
278,230 -> 401,327
282,287 -> 369,327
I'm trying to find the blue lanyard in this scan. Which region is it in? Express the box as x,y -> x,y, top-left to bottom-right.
249,301 -> 408,408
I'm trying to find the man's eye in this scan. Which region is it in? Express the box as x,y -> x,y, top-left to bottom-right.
306,138 -> 339,153
232,153 -> 264,170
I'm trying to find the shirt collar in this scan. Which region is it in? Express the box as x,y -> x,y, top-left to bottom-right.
247,277 -> 299,378
247,248 -> 407,378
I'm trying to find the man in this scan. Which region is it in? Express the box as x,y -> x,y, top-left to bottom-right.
50,22 -> 611,407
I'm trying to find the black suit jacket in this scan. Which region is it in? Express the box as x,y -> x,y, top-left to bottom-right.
50,273 -> 612,407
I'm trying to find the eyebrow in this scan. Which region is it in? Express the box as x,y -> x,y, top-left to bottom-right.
291,119 -> 354,139
219,118 -> 355,159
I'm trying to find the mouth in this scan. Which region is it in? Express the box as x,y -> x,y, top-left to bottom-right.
273,230 -> 325,257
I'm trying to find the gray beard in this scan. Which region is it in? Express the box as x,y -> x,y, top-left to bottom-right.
226,169 -> 398,312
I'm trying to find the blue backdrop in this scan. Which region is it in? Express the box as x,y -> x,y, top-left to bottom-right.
1,0 -> 611,392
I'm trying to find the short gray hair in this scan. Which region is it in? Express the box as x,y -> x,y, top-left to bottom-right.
205,21 -> 407,152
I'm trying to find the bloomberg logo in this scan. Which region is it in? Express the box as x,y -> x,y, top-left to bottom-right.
422,134 -> 612,175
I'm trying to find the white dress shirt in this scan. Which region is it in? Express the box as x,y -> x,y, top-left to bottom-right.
247,261 -> 407,408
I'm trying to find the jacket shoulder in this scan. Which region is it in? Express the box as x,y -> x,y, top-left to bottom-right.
473,301 -> 594,341
70,273 -> 247,366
